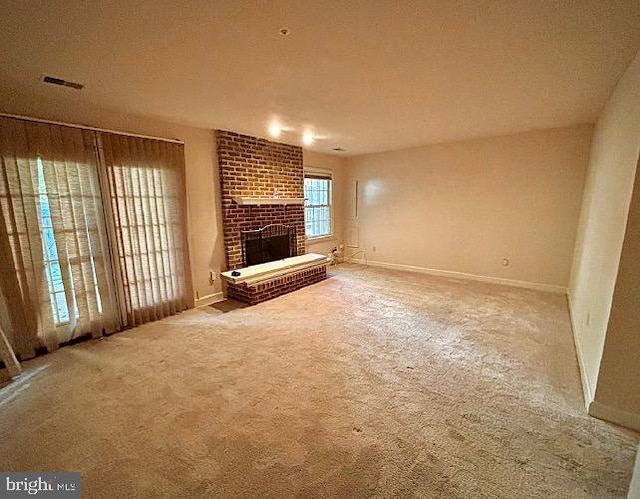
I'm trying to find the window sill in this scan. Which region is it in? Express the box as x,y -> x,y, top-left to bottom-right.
306,235 -> 335,244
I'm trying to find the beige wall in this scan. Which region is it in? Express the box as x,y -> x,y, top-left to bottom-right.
0,88 -> 225,306
303,150 -> 347,256
568,51 -> 640,409
594,153 -> 640,421
344,126 -> 591,289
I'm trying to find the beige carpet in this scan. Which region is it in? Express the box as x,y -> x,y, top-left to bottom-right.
0,264 -> 637,497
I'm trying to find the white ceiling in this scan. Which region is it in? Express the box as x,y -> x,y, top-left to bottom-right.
1,0 -> 639,155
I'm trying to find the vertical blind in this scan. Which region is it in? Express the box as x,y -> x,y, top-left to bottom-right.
0,116 -> 190,358
101,134 -> 190,327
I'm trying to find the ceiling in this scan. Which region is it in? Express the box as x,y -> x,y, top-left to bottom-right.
1,0 -> 639,155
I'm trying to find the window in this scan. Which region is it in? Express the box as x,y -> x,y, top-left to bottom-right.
100,133 -> 190,326
36,158 -> 70,324
109,165 -> 182,309
304,171 -> 332,238
36,157 -> 102,325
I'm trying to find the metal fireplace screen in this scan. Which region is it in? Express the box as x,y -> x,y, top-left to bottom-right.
241,224 -> 297,267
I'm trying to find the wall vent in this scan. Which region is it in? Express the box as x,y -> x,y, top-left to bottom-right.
42,75 -> 84,90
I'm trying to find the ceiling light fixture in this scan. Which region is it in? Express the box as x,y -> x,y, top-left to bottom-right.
279,27 -> 291,36
302,131 -> 314,145
268,122 -> 281,138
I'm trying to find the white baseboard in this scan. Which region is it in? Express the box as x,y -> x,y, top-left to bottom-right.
566,292 -> 594,409
194,292 -> 225,308
344,258 -> 567,294
588,401 -> 640,432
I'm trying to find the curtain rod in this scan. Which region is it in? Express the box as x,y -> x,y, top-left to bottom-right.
0,112 -> 185,145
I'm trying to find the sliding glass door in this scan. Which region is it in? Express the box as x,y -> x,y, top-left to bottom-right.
0,116 -> 190,357
0,118 -> 119,354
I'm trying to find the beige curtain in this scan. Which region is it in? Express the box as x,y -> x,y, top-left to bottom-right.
0,118 -> 48,357
99,133 -> 191,327
0,117 -> 119,355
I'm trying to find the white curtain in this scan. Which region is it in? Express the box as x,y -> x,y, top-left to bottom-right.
0,117 -> 119,356
99,133 -> 191,327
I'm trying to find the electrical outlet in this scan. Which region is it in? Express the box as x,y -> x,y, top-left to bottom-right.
502,258 -> 510,266
209,271 -> 215,285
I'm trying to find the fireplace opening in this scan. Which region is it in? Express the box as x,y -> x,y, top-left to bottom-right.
241,224 -> 297,267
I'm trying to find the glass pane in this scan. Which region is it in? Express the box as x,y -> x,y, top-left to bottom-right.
318,188 -> 328,205
43,228 -> 59,261
89,255 -> 103,315
49,261 -> 64,293
305,179 -> 314,204
56,292 -> 70,323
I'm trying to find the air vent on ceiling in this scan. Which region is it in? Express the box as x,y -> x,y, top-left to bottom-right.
332,147 -> 345,152
42,75 -> 84,90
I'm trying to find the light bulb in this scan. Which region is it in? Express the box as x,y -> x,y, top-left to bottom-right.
302,131 -> 314,145
268,123 -> 281,138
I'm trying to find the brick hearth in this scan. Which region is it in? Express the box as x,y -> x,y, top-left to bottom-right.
226,265 -> 327,305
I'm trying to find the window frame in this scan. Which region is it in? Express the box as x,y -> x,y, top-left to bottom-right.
303,167 -> 334,241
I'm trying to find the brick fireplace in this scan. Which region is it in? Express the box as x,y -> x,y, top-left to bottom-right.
217,130 -> 328,305
216,130 -> 306,270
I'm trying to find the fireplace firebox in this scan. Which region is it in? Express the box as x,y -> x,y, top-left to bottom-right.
241,224 -> 297,267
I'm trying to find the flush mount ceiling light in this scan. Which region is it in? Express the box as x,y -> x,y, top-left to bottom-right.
279,27 -> 291,36
302,131 -> 314,145
268,122 -> 281,138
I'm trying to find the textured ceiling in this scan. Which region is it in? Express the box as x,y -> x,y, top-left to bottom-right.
1,0 -> 639,155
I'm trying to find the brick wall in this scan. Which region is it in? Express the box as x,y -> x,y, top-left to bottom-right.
216,130 -> 305,269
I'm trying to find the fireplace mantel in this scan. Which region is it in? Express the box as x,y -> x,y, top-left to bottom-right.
232,196 -> 305,206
